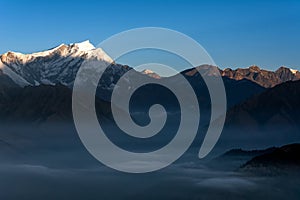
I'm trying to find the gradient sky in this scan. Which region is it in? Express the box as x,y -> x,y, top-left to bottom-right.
1,0 -> 300,71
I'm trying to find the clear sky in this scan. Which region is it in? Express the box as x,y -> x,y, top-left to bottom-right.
1,0 -> 300,71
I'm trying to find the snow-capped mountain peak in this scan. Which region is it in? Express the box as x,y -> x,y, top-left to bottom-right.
71,40 -> 95,51
290,68 -> 299,75
0,41 -> 118,87
142,69 -> 155,74
141,69 -> 161,79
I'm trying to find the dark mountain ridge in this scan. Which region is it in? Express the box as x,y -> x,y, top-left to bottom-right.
240,143 -> 300,175
226,80 -> 300,131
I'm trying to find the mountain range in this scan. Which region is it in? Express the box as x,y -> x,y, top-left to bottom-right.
220,65 -> 300,88
0,41 -> 299,126
1,40 -> 299,89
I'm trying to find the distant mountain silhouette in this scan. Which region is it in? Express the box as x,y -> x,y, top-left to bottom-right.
208,147 -> 276,171
240,143 -> 300,175
226,80 -> 300,131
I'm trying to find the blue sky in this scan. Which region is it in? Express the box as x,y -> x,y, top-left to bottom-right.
1,0 -> 300,70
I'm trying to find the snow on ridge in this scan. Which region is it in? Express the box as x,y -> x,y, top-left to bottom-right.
4,44 -> 66,59
1,40 -> 113,65
72,40 -> 95,51
142,69 -> 155,74
2,40 -> 95,59
0,40 -> 116,87
0,60 -> 30,86
290,68 -> 298,74
85,48 -> 114,63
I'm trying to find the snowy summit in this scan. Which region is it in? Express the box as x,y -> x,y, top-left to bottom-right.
72,40 -> 95,51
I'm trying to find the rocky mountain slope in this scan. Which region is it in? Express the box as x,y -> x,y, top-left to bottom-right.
220,65 -> 300,88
